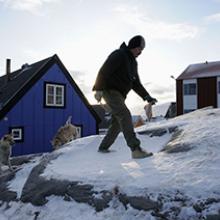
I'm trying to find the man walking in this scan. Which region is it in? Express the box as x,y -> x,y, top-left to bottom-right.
93,35 -> 157,159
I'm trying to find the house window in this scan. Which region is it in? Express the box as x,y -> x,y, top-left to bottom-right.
184,83 -> 196,95
218,81 -> 220,94
45,83 -> 65,107
9,127 -> 24,142
75,125 -> 82,138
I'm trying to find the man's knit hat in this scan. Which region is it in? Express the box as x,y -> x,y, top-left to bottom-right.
128,35 -> 145,49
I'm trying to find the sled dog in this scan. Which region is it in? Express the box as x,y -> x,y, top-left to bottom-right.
0,134 -> 15,173
51,116 -> 78,150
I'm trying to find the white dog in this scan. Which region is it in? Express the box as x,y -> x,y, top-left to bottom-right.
51,116 -> 78,150
0,134 -> 15,174
144,103 -> 153,122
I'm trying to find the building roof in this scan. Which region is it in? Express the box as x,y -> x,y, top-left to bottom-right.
0,54 -> 100,122
177,61 -> 220,80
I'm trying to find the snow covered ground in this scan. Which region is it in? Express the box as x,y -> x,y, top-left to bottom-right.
1,107 -> 220,220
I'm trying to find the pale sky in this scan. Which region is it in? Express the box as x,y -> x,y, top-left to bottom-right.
1,0 -> 220,114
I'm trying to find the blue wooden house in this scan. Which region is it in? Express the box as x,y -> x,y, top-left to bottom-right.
0,54 -> 100,156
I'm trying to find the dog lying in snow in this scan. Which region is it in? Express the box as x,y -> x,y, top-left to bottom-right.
0,134 -> 15,174
51,116 -> 78,150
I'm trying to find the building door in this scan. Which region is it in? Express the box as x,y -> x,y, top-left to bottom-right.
197,77 -> 217,108
182,79 -> 197,113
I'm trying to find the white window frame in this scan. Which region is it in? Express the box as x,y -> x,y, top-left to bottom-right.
75,126 -> 82,138
45,83 -> 65,107
11,128 -> 23,141
183,83 -> 197,95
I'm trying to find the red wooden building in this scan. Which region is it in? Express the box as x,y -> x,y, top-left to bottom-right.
176,61 -> 220,115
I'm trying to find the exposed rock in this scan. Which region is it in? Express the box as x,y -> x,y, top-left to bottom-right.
66,183 -> 94,203
162,143 -> 193,153
0,170 -> 18,202
11,154 -> 42,167
17,152 -> 161,212
92,191 -> 113,211
138,128 -> 167,137
0,154 -> 41,204
119,194 -> 160,211
138,126 -> 178,137
161,128 -> 193,153
20,153 -> 70,206
19,152 -> 112,211
206,214 -> 220,220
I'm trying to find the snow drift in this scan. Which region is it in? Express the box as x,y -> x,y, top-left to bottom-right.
0,107 -> 220,220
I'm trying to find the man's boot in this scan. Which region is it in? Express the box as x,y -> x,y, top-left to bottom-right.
132,147 -> 153,159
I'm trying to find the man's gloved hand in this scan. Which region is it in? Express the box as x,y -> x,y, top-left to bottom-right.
145,95 -> 157,105
148,97 -> 157,105
94,91 -> 103,103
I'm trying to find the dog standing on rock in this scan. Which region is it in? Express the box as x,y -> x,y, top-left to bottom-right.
0,134 -> 15,174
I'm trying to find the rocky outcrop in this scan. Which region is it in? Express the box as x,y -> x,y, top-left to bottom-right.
138,125 -> 193,153
161,128 -> 194,153
138,126 -> 177,137
0,154 -> 37,203
19,153 -> 160,212
0,149 -> 220,219
0,170 -> 17,203
0,152 -> 161,212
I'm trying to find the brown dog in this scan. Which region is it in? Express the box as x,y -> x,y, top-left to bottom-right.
0,134 -> 15,174
51,116 -> 78,150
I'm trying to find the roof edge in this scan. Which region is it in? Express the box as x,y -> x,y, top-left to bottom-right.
0,54 -> 101,123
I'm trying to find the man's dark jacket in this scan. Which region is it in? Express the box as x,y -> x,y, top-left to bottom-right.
93,43 -> 151,101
